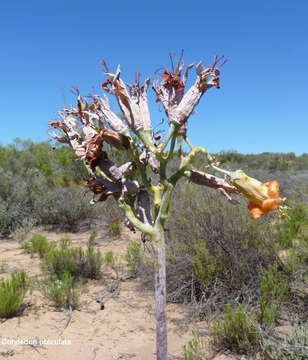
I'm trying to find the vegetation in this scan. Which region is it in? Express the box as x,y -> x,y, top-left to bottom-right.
40,236 -> 103,280
22,234 -> 55,258
1,138 -> 307,356
0,139 -> 307,238
261,322 -> 308,359
0,271 -> 29,318
183,330 -> 212,360
41,272 -> 82,309
124,240 -> 143,275
213,304 -> 259,353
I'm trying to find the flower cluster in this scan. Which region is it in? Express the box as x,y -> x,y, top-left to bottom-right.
231,170 -> 285,220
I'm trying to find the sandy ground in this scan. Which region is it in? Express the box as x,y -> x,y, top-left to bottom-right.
0,228 -> 212,360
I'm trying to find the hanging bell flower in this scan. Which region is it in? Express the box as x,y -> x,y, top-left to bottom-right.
231,170 -> 285,220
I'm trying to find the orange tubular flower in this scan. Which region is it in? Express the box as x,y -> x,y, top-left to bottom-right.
232,170 -> 285,220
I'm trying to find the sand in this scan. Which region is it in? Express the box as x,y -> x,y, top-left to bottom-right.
0,227 -> 211,360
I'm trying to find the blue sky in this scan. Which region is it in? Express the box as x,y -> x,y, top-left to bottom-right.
0,0 -> 307,155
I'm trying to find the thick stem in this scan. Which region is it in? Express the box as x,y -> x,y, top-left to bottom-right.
151,182 -> 173,360
152,222 -> 168,360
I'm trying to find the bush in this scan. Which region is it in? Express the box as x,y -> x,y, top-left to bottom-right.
183,330 -> 212,360
275,202 -> 308,249
109,220 -> 122,237
37,186 -> 97,232
258,266 -> 289,327
124,241 -> 142,275
41,272 -> 81,309
261,322 -> 308,359
164,182 -> 281,316
0,271 -> 29,318
104,250 -> 122,279
22,234 -> 55,258
41,236 -> 103,280
213,304 -> 259,353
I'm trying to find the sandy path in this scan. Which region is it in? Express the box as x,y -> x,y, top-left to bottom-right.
0,228 -> 210,360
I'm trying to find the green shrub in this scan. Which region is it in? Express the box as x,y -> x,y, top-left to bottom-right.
22,234 -> 55,258
183,330 -> 212,360
104,250 -> 122,278
41,237 -> 103,280
0,271 -> 29,318
109,220 -> 122,237
41,272 -> 81,309
213,304 -> 259,353
88,229 -> 98,245
104,250 -> 115,265
275,202 -> 308,249
124,241 -> 142,274
192,242 -> 219,287
258,266 -> 289,327
86,241 -> 104,279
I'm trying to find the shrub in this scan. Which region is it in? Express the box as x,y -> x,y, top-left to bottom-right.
124,241 -> 142,274
258,266 -> 289,327
22,234 -> 55,258
183,330 -> 212,360
37,186 -> 97,232
86,240 -> 104,279
41,272 -> 81,309
261,322 -> 308,360
191,242 -> 219,287
41,236 -> 103,280
275,202 -> 308,249
13,218 -> 36,243
164,182 -> 280,316
0,271 -> 29,318
104,250 -> 122,279
109,220 -> 122,237
213,304 -> 259,353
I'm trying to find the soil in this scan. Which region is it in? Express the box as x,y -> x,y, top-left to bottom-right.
0,227 -> 211,360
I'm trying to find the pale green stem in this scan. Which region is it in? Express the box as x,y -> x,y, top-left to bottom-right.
210,164 -> 236,179
95,166 -> 113,182
136,128 -> 156,153
155,182 -> 173,226
159,122 -> 180,156
118,198 -> 153,236
166,130 -> 178,160
149,184 -> 163,221
177,135 -> 183,156
184,136 -> 194,151
169,146 -> 213,185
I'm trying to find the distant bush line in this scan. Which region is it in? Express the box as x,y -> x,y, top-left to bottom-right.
0,138 -> 307,236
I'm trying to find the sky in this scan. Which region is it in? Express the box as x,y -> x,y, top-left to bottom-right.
0,0 -> 307,155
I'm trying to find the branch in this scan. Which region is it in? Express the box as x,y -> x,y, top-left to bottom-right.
155,182 -> 173,226
184,168 -> 240,205
118,198 -> 153,236
169,146 -> 214,185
